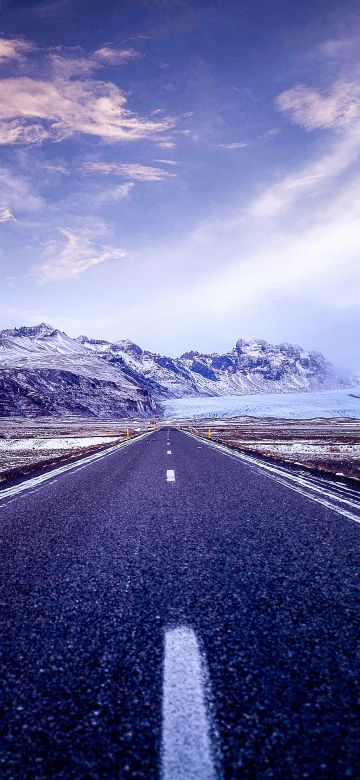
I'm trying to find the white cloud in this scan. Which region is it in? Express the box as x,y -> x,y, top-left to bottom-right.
153,159 -> 181,165
81,162 -> 176,181
276,81 -> 360,130
0,37 -> 34,62
0,76 -> 175,145
156,139 -> 176,149
175,130 -> 196,137
0,207 -> 16,222
0,121 -> 50,145
0,36 -> 165,146
218,142 -> 247,149
94,47 -> 140,65
49,54 -> 96,79
35,226 -> 126,281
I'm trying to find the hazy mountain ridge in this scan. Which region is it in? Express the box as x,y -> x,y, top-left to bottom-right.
0,323 -> 353,418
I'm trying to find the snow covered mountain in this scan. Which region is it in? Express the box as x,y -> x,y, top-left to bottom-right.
0,324 -> 354,417
78,334 -> 351,400
0,325 -> 154,417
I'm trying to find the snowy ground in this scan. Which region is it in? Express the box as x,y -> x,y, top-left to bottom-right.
0,436 -> 117,452
162,388 -> 360,420
179,417 -> 360,481
0,418 -> 151,482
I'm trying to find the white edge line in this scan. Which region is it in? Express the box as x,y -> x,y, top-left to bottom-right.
183,430 -> 360,524
0,430 -> 154,505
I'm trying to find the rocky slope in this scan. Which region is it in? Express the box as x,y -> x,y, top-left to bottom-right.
0,323 -> 354,418
0,325 -> 153,418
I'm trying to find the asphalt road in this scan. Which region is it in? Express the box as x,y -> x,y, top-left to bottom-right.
0,427 -> 359,779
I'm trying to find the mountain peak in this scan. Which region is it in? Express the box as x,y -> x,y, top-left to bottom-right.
235,337 -> 269,352
1,323 -> 55,338
115,340 -> 144,356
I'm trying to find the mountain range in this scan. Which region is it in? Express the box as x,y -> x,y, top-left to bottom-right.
0,324 -> 354,418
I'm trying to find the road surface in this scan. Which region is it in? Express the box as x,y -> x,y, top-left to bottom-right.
0,427 -> 359,779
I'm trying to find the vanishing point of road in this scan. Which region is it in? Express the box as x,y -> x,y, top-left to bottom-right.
0,427 -> 359,779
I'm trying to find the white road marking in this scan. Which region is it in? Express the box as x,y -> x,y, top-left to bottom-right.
167,450 -> 172,455
184,431 -> 360,524
167,469 -> 176,482
162,626 -> 217,780
0,432 -> 152,508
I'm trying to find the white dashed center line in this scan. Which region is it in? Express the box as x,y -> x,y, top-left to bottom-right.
166,469 -> 176,482
167,450 -> 172,455
162,626 -> 217,780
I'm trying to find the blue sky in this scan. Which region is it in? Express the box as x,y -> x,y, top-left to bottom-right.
0,0 -> 359,369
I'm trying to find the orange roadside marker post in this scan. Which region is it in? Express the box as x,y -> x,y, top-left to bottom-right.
126,428 -> 130,439
207,428 -> 211,439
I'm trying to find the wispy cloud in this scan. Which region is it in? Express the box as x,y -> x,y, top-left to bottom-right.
193,194 -> 360,321
153,159 -> 181,165
0,37 -> 34,63
249,173 -> 325,219
248,124 -> 360,218
249,78 -> 360,218
259,128 -> 281,140
276,81 -> 360,130
156,138 -> 176,149
81,162 -> 176,180
134,166 -> 360,361
42,161 -> 70,174
49,53 -> 97,79
0,167 -> 43,217
96,182 -> 135,204
35,226 -> 126,281
218,142 -> 247,149
49,45 -> 141,79
30,0 -> 75,16
94,46 -> 140,65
